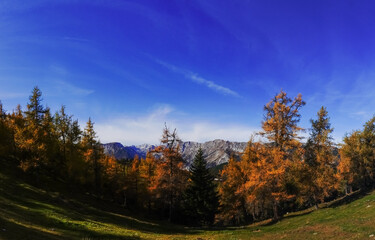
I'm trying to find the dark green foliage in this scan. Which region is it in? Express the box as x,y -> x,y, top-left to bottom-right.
339,116 -> 375,192
25,86 -> 45,125
41,107 -> 61,175
0,102 -> 14,157
54,106 -> 71,169
305,106 -> 334,166
209,162 -> 228,177
54,105 -> 84,180
303,107 -> 337,207
184,148 -> 219,226
359,117 -> 375,188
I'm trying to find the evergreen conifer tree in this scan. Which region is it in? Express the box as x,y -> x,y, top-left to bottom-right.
184,148 -> 219,226
304,107 -> 337,208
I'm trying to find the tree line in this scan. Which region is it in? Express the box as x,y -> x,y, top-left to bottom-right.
1,87 -> 375,226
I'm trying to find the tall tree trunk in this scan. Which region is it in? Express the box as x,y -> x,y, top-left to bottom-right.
168,190 -> 173,222
123,191 -> 127,208
313,194 -> 319,210
148,198 -> 151,214
252,204 -> 257,222
272,201 -> 279,221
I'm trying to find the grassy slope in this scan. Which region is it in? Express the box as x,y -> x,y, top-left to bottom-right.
1,161 -> 375,240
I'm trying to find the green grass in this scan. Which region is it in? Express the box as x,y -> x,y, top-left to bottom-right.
1,160 -> 375,240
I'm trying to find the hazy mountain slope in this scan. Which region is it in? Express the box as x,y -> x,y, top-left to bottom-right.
102,139 -> 247,167
102,142 -> 155,160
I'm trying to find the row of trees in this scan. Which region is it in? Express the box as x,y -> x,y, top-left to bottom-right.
0,87 -> 113,190
217,91 -> 338,224
0,87 -> 218,225
218,90 -> 375,225
2,87 -> 375,226
339,117 -> 375,192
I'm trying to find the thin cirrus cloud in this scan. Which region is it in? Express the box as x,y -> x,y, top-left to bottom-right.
0,92 -> 28,100
155,59 -> 241,98
42,65 -> 94,97
95,105 -> 256,146
53,80 -> 94,96
306,70 -> 375,122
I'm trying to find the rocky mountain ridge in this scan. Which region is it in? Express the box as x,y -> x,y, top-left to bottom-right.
102,139 -> 248,167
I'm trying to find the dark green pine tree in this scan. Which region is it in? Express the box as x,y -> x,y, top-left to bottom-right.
184,148 -> 219,226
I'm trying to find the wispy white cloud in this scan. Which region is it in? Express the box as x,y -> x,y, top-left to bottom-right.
95,105 -> 257,145
53,80 -> 94,96
309,71 -> 375,121
0,92 -> 28,100
350,111 -> 372,119
44,65 -> 94,97
189,74 -> 240,97
155,59 -> 241,98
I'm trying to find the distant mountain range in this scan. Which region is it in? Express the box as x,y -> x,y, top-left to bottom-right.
102,139 -> 248,167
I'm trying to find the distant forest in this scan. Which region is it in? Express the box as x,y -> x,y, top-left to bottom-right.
1,87 -> 374,226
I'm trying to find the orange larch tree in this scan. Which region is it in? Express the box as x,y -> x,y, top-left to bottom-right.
16,87 -> 48,173
0,101 -> 14,157
140,152 -> 157,212
258,90 -> 305,220
82,118 -> 104,194
123,155 -> 142,208
217,155 -> 247,225
152,125 -> 187,222
260,89 -> 305,152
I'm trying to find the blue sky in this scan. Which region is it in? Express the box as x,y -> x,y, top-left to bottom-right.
1,0 -> 375,145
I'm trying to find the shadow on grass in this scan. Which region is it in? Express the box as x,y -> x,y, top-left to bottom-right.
0,163 -> 200,239
0,193 -> 142,240
0,216 -> 141,240
0,217 -> 65,240
281,209 -> 314,221
329,190 -> 369,208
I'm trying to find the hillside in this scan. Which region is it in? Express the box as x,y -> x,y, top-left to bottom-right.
1,160 -> 375,240
102,139 -> 247,167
